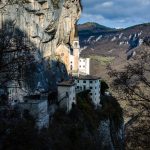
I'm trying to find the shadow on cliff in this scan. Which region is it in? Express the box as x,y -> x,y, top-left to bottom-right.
0,20 -> 69,92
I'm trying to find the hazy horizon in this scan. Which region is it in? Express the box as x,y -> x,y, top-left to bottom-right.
78,21 -> 150,29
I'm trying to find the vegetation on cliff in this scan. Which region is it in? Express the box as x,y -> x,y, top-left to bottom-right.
108,37 -> 150,149
0,90 -> 123,150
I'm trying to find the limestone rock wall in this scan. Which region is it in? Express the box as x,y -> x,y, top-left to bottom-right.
0,0 -> 81,93
0,0 -> 81,58
98,120 -> 114,150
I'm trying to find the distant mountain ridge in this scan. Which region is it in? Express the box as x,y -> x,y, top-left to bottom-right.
78,22 -> 150,78
78,22 -> 116,32
78,22 -> 118,37
78,22 -> 150,58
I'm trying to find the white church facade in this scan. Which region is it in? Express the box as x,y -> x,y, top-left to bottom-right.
55,37 -> 80,75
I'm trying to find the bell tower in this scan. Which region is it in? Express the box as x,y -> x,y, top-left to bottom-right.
73,37 -> 80,74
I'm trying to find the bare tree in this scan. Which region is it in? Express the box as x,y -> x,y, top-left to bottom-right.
0,20 -> 35,91
108,44 -> 150,110
108,38 -> 150,149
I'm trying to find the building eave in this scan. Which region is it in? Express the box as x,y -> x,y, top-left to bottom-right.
77,75 -> 101,80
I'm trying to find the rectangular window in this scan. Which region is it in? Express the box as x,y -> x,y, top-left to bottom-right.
90,87 -> 92,89
90,93 -> 92,96
83,80 -> 86,83
90,81 -> 93,83
70,49 -> 73,55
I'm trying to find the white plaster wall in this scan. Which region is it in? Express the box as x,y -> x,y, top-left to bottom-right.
58,85 -> 76,112
58,86 -> 69,110
79,58 -> 90,75
73,40 -> 80,49
91,80 -> 101,106
0,13 -> 3,29
76,79 -> 101,106
70,55 -> 75,71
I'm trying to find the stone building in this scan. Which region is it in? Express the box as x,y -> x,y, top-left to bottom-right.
75,75 -> 101,106
57,80 -> 76,112
18,95 -> 49,129
7,81 -> 27,104
55,37 -> 80,75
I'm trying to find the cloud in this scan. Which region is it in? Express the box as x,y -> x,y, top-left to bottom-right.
101,1 -> 114,8
138,0 -> 150,5
79,0 -> 150,28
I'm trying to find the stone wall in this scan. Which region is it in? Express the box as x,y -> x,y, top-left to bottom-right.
19,99 -> 49,129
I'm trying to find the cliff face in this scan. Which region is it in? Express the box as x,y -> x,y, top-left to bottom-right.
1,0 -> 81,57
0,0 -> 81,93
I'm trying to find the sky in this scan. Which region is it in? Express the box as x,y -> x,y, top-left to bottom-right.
78,0 -> 150,28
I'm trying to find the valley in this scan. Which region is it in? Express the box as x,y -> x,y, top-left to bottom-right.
78,22 -> 150,80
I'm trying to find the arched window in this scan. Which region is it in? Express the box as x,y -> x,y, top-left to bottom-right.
70,48 -> 73,55
74,42 -> 78,48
